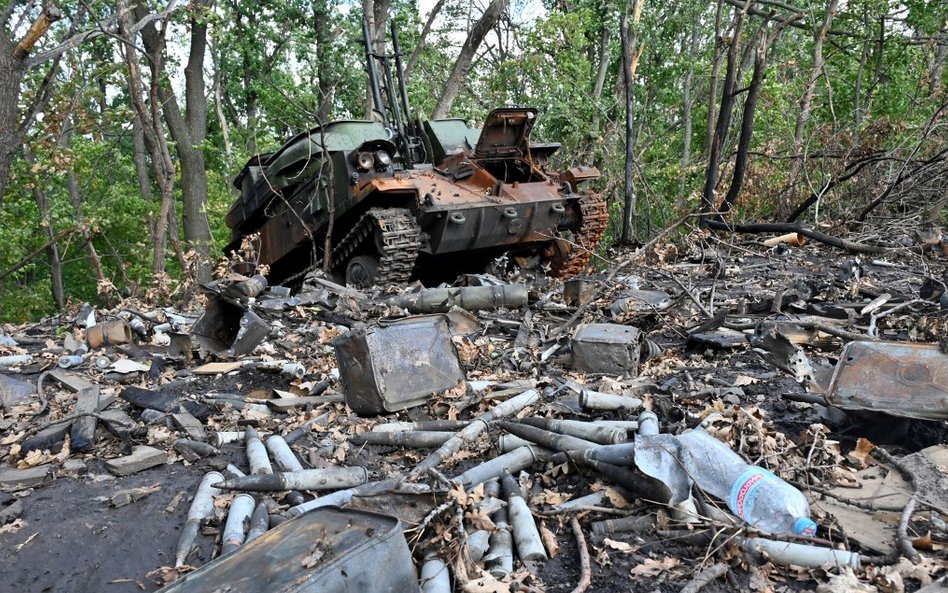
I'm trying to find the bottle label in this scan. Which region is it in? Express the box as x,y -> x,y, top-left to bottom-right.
729,467 -> 776,520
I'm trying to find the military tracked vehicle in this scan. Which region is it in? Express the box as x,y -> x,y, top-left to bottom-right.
224,19 -> 607,288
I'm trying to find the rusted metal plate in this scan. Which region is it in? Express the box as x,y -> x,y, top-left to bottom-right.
333,316 -> 465,416
160,507 -> 420,593
475,107 -> 537,157
825,341 -> 948,421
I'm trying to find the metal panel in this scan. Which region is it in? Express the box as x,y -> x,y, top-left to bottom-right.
159,507 -> 420,593
825,341 -> 948,421
333,317 -> 465,416
571,323 -> 642,376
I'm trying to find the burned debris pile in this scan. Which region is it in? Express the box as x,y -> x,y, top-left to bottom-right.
1,231 -> 947,592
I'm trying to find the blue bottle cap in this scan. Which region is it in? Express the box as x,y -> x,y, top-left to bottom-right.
794,517 -> 817,536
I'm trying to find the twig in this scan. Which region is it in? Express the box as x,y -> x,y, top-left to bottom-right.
897,494 -> 921,564
569,517 -> 592,593
872,447 -> 923,563
678,562 -> 729,593
654,269 -> 713,318
704,219 -> 890,254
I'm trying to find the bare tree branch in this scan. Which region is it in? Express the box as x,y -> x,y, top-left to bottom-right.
24,0 -> 180,69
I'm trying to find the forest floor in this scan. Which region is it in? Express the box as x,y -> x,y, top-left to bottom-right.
1,227 -> 947,593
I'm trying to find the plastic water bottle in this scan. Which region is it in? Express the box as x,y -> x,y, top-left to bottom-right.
677,429 -> 817,536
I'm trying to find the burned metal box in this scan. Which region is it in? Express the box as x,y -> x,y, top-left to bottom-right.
571,323 -> 641,376
333,316 -> 465,416
190,296 -> 269,357
825,341 -> 948,421
159,506 -> 420,593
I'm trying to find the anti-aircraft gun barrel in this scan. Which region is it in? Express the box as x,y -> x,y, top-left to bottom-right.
391,20 -> 416,138
362,18 -> 387,126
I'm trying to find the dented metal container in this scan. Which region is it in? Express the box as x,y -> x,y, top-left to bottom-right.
571,323 -> 641,375
190,296 -> 269,357
159,506 -> 421,593
333,317 -> 465,416
825,341 -> 948,421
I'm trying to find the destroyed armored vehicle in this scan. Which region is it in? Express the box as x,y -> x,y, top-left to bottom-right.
224,21 -> 607,288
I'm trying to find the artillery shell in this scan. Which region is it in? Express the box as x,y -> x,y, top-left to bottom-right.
213,467 -> 368,492
174,471 -> 223,567
220,493 -> 255,556
245,426 -> 273,475
453,446 -> 540,487
579,390 -> 643,412
500,472 -> 547,562
370,420 -> 470,433
419,556 -> 451,593
351,431 -> 455,448
243,501 -> 271,545
499,422 -> 598,452
637,410 -> 660,436
520,417 -> 626,445
265,435 -> 304,472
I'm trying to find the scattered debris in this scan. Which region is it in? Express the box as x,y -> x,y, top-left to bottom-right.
104,446 -> 169,476
1,232 -> 947,592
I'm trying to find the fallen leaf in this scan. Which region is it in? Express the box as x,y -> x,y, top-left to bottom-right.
630,556 -> 679,576
603,538 -> 636,553
464,509 -> 495,531
604,487 -> 632,509
539,521 -> 558,557
848,438 -> 876,469
816,567 -> 878,593
0,519 -> 26,534
461,570 -> 511,593
734,375 -> 758,386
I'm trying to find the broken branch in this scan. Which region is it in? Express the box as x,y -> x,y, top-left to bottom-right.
568,516 -> 591,593
704,219 -> 889,253
678,562 -> 729,593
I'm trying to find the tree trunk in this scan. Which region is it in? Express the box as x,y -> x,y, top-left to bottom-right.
363,0 -> 377,119
589,25 -> 612,139
314,0 -> 335,122
137,0 -> 213,282
211,42 -> 233,168
785,0 -> 839,198
719,40 -> 767,215
0,4 -> 63,202
62,118 -> 110,299
431,0 -> 509,119
406,0 -> 447,77
620,0 -> 644,244
928,34 -> 947,97
0,41 -> 24,203
854,10 -> 870,131
118,0 -> 175,278
22,147 -> 65,309
681,23 -> 699,170
700,3 -> 748,227
704,0 -> 725,156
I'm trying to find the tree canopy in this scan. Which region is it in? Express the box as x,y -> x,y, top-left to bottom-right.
0,0 -> 945,320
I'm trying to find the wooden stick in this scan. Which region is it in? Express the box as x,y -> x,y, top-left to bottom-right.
568,517 -> 592,593
678,562 -> 728,593
704,219 -> 889,254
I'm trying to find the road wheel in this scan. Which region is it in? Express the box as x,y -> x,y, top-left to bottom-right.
346,255 -> 380,288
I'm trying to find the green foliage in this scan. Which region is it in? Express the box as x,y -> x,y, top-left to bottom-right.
1,0 -> 945,320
